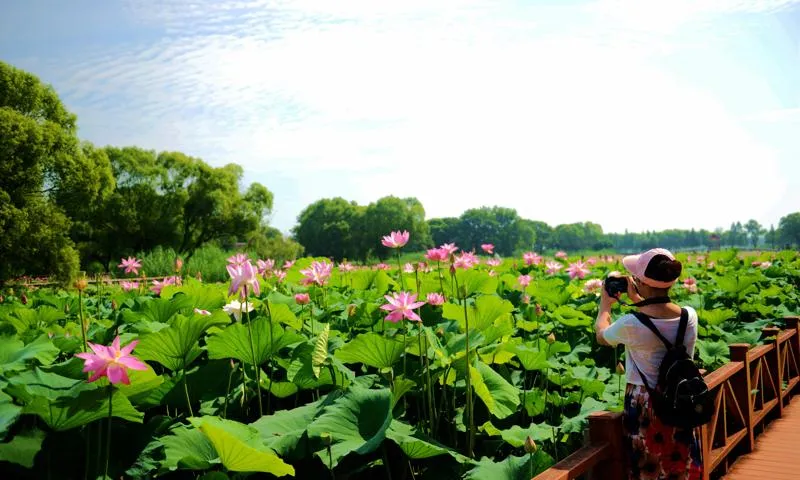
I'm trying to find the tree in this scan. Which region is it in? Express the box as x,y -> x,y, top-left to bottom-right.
245,225 -> 304,263
744,219 -> 764,249
0,61 -> 113,283
359,196 -> 433,259
428,217 -> 461,247
767,224 -> 777,250
292,197 -> 364,261
457,206 -> 534,256
70,147 -> 273,268
778,212 -> 800,248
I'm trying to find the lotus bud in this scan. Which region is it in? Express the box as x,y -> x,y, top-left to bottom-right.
449,263 -> 456,276
74,278 -> 88,291
546,332 -> 556,344
535,304 -> 543,316
320,432 -> 332,446
175,257 -> 184,272
64,303 -> 70,314
347,304 -> 357,317
616,362 -> 625,375
522,294 -> 531,304
20,293 -> 28,305
524,436 -> 537,454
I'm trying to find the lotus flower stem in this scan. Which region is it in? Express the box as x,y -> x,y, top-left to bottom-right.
243,288 -> 263,416
223,361 -> 237,419
436,261 -> 445,293
182,353 -> 194,417
264,299 -> 275,415
382,443 -> 394,480
104,385 -> 113,480
454,273 -> 474,458
78,290 -> 87,353
417,325 -> 426,430
396,250 -> 405,290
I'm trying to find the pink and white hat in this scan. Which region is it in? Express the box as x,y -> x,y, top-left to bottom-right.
622,248 -> 679,288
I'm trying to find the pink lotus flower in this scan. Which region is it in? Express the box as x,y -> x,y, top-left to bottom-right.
426,292 -> 445,305
439,243 -> 459,255
751,260 -> 762,267
586,257 -> 598,266
283,260 -> 296,269
545,261 -> 563,275
707,261 -> 716,269
486,257 -> 502,267
380,291 -> 425,322
300,261 -> 333,286
454,251 -> 479,269
523,252 -> 542,266
683,277 -> 698,293
375,263 -> 391,270
481,244 -> 494,254
403,262 -> 415,273
418,262 -> 430,272
175,257 -> 184,272
425,248 -> 449,262
583,279 -> 603,293
120,281 -> 139,292
760,261 -> 772,269
295,293 -> 310,305
257,259 -> 275,275
696,256 -> 705,264
118,257 -> 142,275
521,294 -> 531,304
566,261 -> 590,280
194,308 -> 211,315
338,261 -> 355,272
555,251 -> 568,259
273,269 -> 286,283
227,253 -> 249,266
75,336 -> 148,385
517,274 -> 532,288
381,230 -> 410,248
150,276 -> 179,295
227,260 -> 260,298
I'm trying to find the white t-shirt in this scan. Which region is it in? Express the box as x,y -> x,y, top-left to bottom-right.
602,306 -> 698,388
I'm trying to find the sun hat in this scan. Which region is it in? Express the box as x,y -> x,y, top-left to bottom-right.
622,248 -> 680,288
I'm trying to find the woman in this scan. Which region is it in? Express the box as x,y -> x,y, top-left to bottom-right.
595,248 -> 703,480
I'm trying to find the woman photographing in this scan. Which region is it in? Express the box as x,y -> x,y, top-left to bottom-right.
595,248 -> 704,480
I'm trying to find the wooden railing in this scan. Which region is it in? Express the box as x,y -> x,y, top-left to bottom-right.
533,316 -> 800,480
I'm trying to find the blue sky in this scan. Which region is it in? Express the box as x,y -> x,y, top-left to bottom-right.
2,0 -> 799,235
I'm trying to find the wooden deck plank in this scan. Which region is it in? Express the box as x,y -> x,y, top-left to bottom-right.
723,395 -> 800,479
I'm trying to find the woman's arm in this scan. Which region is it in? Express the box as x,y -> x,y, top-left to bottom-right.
595,293 -> 615,346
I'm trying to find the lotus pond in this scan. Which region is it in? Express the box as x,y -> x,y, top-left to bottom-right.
0,248 -> 798,479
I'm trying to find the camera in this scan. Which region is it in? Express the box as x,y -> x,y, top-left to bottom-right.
604,276 -> 628,297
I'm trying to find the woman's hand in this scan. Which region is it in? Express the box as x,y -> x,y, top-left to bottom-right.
600,280 -> 617,311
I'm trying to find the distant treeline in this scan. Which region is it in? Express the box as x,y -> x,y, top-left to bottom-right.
3,60 -> 800,283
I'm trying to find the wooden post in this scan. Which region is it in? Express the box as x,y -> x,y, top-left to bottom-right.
762,326 -> 783,418
786,317 -> 800,398
588,411 -> 625,480
730,344 -> 754,452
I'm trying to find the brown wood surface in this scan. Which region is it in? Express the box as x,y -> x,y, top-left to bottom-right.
723,398 -> 800,479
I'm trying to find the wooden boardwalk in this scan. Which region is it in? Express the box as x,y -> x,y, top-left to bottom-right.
723,397 -> 800,479
533,317 -> 800,480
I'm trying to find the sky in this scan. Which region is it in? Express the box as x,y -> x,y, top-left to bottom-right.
2,0 -> 799,236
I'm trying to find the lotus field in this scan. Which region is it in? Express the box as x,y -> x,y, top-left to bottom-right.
0,236 -> 798,479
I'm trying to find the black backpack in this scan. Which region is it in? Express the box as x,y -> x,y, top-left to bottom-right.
631,308 -> 714,429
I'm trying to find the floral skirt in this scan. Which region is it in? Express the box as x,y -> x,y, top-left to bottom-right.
623,384 -> 703,480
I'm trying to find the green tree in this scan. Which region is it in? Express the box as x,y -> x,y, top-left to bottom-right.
292,197 -> 364,261
0,61 -> 112,283
245,225 -> 304,263
359,196 -> 433,259
778,212 -> 800,248
744,219 -> 764,249
457,206 -> 534,256
767,224 -> 777,250
428,217 -> 461,247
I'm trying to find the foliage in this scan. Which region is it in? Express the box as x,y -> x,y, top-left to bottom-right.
0,248 -> 796,478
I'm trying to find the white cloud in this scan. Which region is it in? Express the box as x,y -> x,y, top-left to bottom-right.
9,0 -> 799,234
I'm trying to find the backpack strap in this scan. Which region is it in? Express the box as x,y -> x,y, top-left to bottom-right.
632,312 -> 673,349
674,308 -> 689,348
